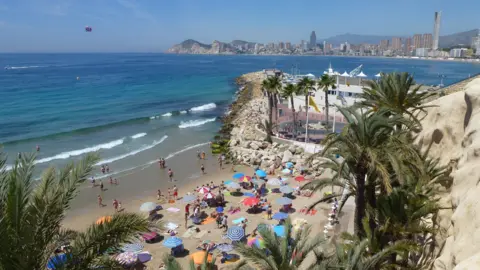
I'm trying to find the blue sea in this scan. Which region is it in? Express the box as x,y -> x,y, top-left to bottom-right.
1,54 -> 479,178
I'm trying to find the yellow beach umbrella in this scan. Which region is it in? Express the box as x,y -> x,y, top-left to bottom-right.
96,216 -> 112,225
190,251 -> 212,265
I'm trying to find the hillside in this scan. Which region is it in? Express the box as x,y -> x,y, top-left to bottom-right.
166,39 -> 239,54
439,29 -> 479,48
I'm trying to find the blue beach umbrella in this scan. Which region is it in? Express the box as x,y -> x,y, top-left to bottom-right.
227,226 -> 245,241
243,192 -> 255,197
226,182 -> 241,189
252,179 -> 266,185
216,243 -> 234,252
139,202 -> 157,212
163,237 -> 183,248
279,186 -> 294,194
273,225 -> 286,237
224,180 -> 233,185
272,212 -> 289,220
285,162 -> 294,168
216,206 -> 224,213
256,169 -> 267,178
182,194 -> 196,203
275,197 -> 293,205
47,253 -> 68,269
233,173 -> 245,179
122,243 -> 144,253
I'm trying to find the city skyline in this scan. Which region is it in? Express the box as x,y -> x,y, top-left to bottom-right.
0,0 -> 479,52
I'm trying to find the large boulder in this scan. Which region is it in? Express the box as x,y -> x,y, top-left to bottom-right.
282,150 -> 293,163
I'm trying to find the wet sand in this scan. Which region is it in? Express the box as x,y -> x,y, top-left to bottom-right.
63,145 -> 354,269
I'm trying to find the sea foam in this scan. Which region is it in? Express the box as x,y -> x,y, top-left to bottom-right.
178,118 -> 216,128
162,112 -> 172,117
96,135 -> 168,165
6,65 -> 44,70
131,132 -> 147,139
190,103 -> 216,112
35,138 -> 125,164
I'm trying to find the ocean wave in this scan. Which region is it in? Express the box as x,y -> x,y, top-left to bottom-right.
5,65 -> 44,70
96,135 -> 168,165
165,142 -> 210,159
180,110 -> 187,114
190,103 -> 216,112
178,118 -> 216,129
36,138 -> 125,164
162,112 -> 172,117
131,132 -> 147,139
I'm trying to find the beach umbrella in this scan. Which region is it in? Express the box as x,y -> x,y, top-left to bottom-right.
294,175 -> 306,182
122,243 -> 144,253
216,243 -> 234,252
256,169 -> 267,178
280,186 -> 294,194
243,197 -> 260,206
282,168 -> 291,175
47,253 -> 68,269
116,252 -> 138,266
203,192 -> 215,199
247,237 -> 265,248
216,206 -> 224,213
190,251 -> 213,265
273,225 -> 286,237
267,178 -> 282,186
96,216 -> 111,225
139,202 -> 157,212
226,182 -> 240,189
227,226 -> 245,241
243,192 -> 255,197
272,212 -> 289,220
224,180 -> 233,185
275,197 -> 292,205
164,222 -> 178,230
257,223 -> 270,233
285,162 -> 294,168
137,252 -> 152,263
239,176 -> 252,182
163,236 -> 183,248
233,173 -> 245,179
252,179 -> 265,185
182,194 -> 196,203
197,187 -> 210,194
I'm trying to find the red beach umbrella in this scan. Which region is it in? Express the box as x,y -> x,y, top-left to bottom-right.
294,176 -> 306,182
203,192 -> 215,199
240,176 -> 252,182
197,187 -> 210,194
243,197 -> 260,206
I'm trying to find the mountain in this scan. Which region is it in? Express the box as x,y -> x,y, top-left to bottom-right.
439,29 -> 479,48
166,39 -> 239,54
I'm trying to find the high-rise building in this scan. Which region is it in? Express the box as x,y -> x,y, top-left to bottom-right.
413,34 -> 423,49
278,42 -> 285,50
404,38 -> 412,53
433,11 -> 441,50
254,43 -> 260,54
472,30 -> 480,56
423,33 -> 433,49
392,37 -> 402,51
450,48 -> 468,58
379,40 -> 389,50
267,42 -> 274,49
309,31 -> 317,49
285,42 -> 291,50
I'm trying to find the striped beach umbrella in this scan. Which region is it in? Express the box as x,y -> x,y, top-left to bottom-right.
116,252 -> 138,266
197,187 -> 210,194
240,176 -> 252,182
203,192 -> 215,199
247,237 -> 266,248
216,243 -> 234,252
275,197 -> 293,205
272,212 -> 289,220
122,243 -> 144,253
232,173 -> 245,179
227,226 -> 245,241
139,202 -> 157,212
163,237 -> 183,248
280,186 -> 294,194
226,182 -> 240,189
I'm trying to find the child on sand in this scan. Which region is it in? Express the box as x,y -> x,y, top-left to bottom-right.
113,199 -> 119,212
168,168 -> 174,182
157,189 -> 162,200
98,195 -> 103,207
201,164 -> 205,174
173,185 -> 178,200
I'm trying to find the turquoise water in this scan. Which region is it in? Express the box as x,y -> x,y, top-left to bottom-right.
1,54 -> 479,178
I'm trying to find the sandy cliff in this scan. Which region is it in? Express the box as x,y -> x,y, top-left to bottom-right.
415,78 -> 480,269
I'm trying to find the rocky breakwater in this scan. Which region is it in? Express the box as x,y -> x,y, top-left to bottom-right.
415,78 -> 480,270
227,72 -> 324,176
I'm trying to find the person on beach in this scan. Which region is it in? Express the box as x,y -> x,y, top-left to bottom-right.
173,185 -> 178,200
118,201 -> 122,211
101,165 -> 105,174
36,145 -> 40,152
98,195 -> 103,207
221,215 -> 228,232
91,177 -> 95,188
197,150 -> 201,159
168,168 -> 174,182
99,180 -> 104,191
157,189 -> 162,200
218,155 -> 223,169
106,165 -> 110,173
114,178 -> 119,185
267,204 -> 272,220
201,151 -> 206,160
113,199 -> 119,212
185,203 -> 190,228
109,177 -> 113,185
201,164 -> 205,174
161,158 -> 166,168
167,188 -> 171,201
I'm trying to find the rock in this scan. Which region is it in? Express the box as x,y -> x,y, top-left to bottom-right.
288,145 -> 297,154
250,142 -> 260,150
282,150 -> 293,163
260,142 -> 270,149
272,142 -> 279,148
295,147 -> 304,154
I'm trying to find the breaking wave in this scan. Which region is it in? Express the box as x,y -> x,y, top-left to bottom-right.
178,118 -> 216,128
190,103 -> 216,112
130,132 -> 147,139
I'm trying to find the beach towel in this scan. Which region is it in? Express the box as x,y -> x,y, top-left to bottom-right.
232,217 -> 245,224
194,230 -> 208,239
182,228 -> 196,238
201,217 -> 215,225
167,207 -> 180,213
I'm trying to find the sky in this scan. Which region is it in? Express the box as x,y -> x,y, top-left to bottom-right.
0,0 -> 479,52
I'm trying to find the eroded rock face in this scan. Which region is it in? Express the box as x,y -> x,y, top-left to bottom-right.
416,78 -> 480,270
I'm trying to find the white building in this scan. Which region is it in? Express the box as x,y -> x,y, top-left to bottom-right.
450,48 -> 468,58
415,48 -> 430,57
472,33 -> 480,56
433,11 -> 441,50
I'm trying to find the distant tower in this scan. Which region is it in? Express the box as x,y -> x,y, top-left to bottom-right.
323,40 -> 326,55
309,31 -> 317,50
433,11 -> 441,50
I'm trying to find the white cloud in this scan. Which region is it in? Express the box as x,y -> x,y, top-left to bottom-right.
116,0 -> 157,24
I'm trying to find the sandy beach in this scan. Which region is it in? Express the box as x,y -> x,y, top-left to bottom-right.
63,142 -> 353,269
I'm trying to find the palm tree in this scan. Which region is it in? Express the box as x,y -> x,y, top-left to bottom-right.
281,83 -> 301,136
306,107 -> 408,238
262,76 -> 282,127
0,152 -> 154,269
297,77 -> 315,111
358,72 -> 435,126
233,218 -> 325,270
317,74 -> 337,129
161,253 -> 216,270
